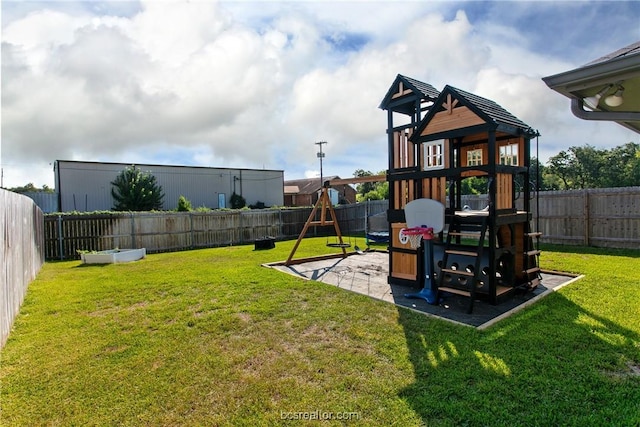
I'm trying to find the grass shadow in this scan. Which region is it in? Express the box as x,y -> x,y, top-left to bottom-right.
396,291 -> 640,425
74,263 -> 113,268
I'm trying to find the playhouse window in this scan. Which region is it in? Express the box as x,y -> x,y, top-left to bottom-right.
423,141 -> 444,170
467,149 -> 483,166
500,143 -> 519,166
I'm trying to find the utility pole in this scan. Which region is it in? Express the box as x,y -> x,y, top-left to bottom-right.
315,141 -> 327,186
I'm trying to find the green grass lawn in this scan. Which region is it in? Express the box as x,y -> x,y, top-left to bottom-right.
1,239 -> 639,426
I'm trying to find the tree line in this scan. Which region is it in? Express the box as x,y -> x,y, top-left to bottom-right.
352,142 -> 639,199
543,142 -> 639,190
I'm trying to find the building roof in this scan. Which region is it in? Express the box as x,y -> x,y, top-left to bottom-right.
284,186 -> 300,195
55,159 -> 284,174
283,176 -> 341,195
542,40 -> 640,133
585,41 -> 640,66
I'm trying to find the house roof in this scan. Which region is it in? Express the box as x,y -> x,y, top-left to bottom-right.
585,41 -> 640,66
379,74 -> 440,114
284,186 -> 300,195
283,176 -> 341,195
412,85 -> 535,142
542,40 -> 640,133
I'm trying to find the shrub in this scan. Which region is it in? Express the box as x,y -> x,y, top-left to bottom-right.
177,195 -> 192,212
249,201 -> 266,209
229,192 -> 246,209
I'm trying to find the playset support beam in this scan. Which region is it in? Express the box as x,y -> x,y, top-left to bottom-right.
285,185 -> 347,266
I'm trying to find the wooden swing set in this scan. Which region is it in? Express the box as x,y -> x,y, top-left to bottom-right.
285,175 -> 385,266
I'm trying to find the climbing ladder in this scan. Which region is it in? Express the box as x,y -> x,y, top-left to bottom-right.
523,224 -> 542,289
437,215 -> 489,314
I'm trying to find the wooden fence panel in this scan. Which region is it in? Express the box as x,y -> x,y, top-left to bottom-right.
41,188 -> 640,260
280,209 -> 312,238
2,190 -> 44,348
242,211 -> 283,242
533,187 -> 640,248
45,214 -> 133,259
191,211 -> 237,248
586,187 -> 640,248
132,213 -> 192,252
537,191 -> 587,245
44,209 -> 315,260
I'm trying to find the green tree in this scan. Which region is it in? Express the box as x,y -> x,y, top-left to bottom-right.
354,169 -> 388,202
111,165 -> 164,211
629,147 -> 640,185
572,145 -> 605,188
229,192 -> 246,209
547,150 -> 579,189
353,169 -> 375,196
546,143 -> 639,189
9,183 -> 55,193
460,176 -> 488,195
177,195 -> 192,212
601,142 -> 640,187
376,181 -> 389,199
361,190 -> 382,201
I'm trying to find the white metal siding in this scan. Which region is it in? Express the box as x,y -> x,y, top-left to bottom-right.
56,161 -> 284,212
22,192 -> 59,213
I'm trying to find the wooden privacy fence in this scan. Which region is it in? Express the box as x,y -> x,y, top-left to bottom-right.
1,190 -> 45,348
44,201 -> 389,260
534,186 -> 640,249
457,187 -> 640,248
42,187 -> 640,261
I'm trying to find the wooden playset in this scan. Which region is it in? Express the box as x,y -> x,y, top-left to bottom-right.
380,74 -> 542,312
285,175 -> 384,266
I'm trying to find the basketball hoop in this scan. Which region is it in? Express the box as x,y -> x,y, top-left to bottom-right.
399,226 -> 434,249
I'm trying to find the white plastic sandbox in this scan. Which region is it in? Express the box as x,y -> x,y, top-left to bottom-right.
80,248 -> 146,264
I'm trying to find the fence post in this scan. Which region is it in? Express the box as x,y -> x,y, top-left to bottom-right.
190,212 -> 194,250
57,215 -> 64,260
130,213 -> 136,249
584,189 -> 590,246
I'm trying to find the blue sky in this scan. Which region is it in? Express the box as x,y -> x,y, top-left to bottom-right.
1,1 -> 639,188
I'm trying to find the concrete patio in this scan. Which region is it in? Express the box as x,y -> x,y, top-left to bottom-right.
266,250 -> 581,329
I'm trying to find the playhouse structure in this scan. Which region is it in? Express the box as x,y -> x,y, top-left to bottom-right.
380,75 -> 541,311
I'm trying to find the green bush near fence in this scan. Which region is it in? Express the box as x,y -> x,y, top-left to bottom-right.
1,239 -> 639,426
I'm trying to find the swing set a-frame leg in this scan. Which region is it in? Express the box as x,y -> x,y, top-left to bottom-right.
285,187 -> 347,265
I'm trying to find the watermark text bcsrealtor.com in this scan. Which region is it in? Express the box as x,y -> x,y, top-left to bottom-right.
280,410 -> 360,421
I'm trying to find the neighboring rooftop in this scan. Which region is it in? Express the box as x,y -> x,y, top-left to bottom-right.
585,41 -> 640,66
283,176 -> 340,194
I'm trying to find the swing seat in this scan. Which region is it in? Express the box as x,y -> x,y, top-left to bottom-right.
326,242 -> 351,248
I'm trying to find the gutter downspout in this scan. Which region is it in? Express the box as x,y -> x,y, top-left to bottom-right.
571,98 -> 640,121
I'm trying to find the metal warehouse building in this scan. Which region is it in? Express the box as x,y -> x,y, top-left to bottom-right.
55,160 -> 284,212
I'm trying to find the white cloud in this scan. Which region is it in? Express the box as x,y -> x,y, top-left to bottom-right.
1,1 -> 638,189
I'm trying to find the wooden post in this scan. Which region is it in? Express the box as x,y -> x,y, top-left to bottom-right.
584,189 -> 590,246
